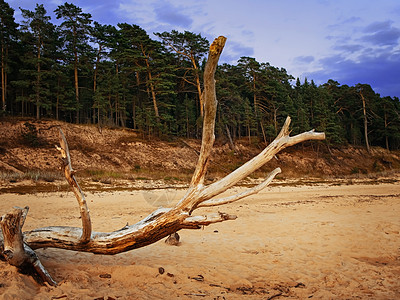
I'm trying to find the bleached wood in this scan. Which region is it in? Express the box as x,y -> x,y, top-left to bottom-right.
195,117 -> 325,205
0,207 -> 56,286
189,36 -> 227,187
0,35 -> 326,285
198,167 -> 282,208
56,129 -> 92,244
1,208 -> 27,267
181,213 -> 237,229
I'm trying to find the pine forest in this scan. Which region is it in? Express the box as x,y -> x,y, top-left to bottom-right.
1,1 -> 400,150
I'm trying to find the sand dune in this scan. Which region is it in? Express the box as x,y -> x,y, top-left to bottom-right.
0,181 -> 399,299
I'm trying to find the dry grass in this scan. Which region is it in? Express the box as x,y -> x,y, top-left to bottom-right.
77,167 -> 193,184
0,170 -> 62,183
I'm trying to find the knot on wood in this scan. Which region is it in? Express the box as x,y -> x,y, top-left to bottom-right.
3,250 -> 14,259
60,157 -> 69,167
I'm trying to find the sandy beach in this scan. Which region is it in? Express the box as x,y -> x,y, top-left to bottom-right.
0,180 -> 399,299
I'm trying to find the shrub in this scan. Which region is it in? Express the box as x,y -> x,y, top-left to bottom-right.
21,122 -> 41,147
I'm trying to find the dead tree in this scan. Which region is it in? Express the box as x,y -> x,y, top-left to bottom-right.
0,36 -> 325,286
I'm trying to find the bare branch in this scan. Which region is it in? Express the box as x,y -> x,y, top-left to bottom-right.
24,211 -> 188,255
56,128 -> 92,244
25,244 -> 57,286
0,207 -> 57,286
181,212 -> 237,229
181,75 -> 197,86
163,40 -> 193,61
189,36 -> 227,187
198,167 -> 281,208
195,116 -> 324,205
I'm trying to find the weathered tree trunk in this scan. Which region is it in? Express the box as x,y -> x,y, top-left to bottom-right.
384,108 -> 389,150
359,91 -> 370,153
225,124 -> 239,153
253,71 -> 257,114
0,207 -> 57,286
73,26 -> 80,124
36,38 -> 42,120
147,67 -> 159,119
93,44 -> 101,95
1,44 -> 6,112
0,36 -> 325,286
56,77 -> 60,120
74,57 -> 79,123
93,44 -> 101,124
141,45 -> 160,120
193,61 -> 204,117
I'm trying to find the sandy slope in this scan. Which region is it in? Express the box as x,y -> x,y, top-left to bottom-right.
0,181 -> 399,299
2,119 -> 400,180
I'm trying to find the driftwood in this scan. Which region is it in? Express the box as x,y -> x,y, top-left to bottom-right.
0,36 -> 325,285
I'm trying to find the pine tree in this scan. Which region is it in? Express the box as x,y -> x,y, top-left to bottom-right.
0,0 -> 18,113
20,4 -> 56,119
155,30 -> 209,117
91,22 -> 117,124
55,2 -> 93,123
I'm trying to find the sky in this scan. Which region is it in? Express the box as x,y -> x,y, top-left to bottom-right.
8,0 -> 400,98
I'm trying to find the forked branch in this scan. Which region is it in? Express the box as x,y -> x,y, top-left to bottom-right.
198,168 -> 282,208
0,36 -> 325,285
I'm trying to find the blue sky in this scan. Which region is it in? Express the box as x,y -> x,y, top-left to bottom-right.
8,0 -> 400,98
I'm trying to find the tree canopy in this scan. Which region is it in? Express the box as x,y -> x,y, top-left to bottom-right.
1,1 -> 400,150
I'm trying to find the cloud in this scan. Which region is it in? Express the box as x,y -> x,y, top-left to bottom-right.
76,1 -> 122,25
361,27 -> 400,46
293,55 -> 315,64
333,44 -> 363,53
341,16 -> 362,25
363,20 -> 393,33
241,29 -> 254,39
356,20 -> 400,46
303,18 -> 400,97
306,50 -> 400,97
222,40 -> 254,64
154,2 -> 193,28
49,0 -> 63,5
327,16 -> 361,31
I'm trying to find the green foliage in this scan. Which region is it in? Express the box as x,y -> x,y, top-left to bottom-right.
0,0 -> 399,150
19,4 -> 57,119
0,0 -> 19,112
